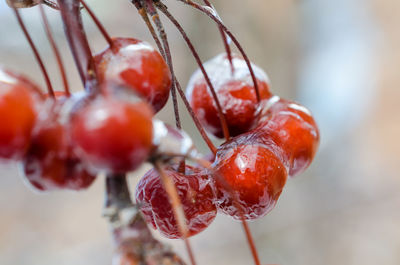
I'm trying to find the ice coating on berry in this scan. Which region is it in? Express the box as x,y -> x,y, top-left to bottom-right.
23,99 -> 95,191
213,143 -> 287,220
135,166 -> 217,239
186,53 -> 272,138
95,38 -> 171,112
255,97 -> 320,176
70,97 -> 154,174
0,68 -> 43,160
151,119 -> 197,162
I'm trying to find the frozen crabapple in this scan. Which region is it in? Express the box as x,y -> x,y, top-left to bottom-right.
151,119 -> 197,162
95,37 -> 171,112
0,68 -> 43,160
70,95 -> 154,174
254,96 -> 320,176
213,139 -> 287,220
186,53 -> 272,138
22,99 -> 95,191
135,165 -> 217,239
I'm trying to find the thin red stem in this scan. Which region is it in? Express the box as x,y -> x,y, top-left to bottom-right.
57,0 -> 98,92
155,162 -> 197,265
144,1 -> 182,130
174,77 -> 217,155
192,157 -> 262,265
39,4 -> 70,97
133,2 -> 216,155
201,0 -> 234,74
12,6 -> 55,97
155,2 -> 230,141
79,0 -> 113,47
179,0 -> 261,102
241,220 -> 261,265
136,5 -> 166,58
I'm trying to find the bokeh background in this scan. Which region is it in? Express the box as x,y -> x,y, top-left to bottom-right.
1,0 -> 400,264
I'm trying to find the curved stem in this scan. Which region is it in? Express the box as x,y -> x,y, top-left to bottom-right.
154,162 -> 197,265
104,174 -> 187,265
201,0 -> 234,74
39,4 -> 70,97
79,0 -> 113,47
57,0 -> 98,93
155,1 -> 230,141
133,2 -> 216,155
178,0 -> 261,102
12,6 -> 55,97
134,2 -> 166,58
190,157 -> 262,265
174,76 -> 217,155
144,0 -> 182,130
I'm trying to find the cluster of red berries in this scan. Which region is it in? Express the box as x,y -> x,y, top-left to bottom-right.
135,53 -> 320,239
0,37 -> 170,190
1,35 -> 319,240
5,1 -> 320,264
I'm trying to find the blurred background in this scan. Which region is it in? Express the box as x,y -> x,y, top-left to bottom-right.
0,0 -> 399,264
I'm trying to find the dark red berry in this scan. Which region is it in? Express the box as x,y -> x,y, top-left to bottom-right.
135,165 -> 217,239
23,100 -> 95,191
254,97 -> 320,176
70,96 -> 154,174
213,142 -> 287,220
186,53 -> 271,138
95,37 -> 171,112
0,68 -> 43,160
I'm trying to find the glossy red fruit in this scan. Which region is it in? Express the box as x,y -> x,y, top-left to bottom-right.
135,165 -> 217,239
186,53 -> 272,138
23,101 -> 95,191
254,97 -> 320,176
70,97 -> 154,174
0,68 -> 43,160
95,37 -> 171,112
213,142 -> 287,220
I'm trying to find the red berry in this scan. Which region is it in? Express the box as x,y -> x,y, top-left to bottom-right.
70,96 -> 154,174
254,97 -> 320,176
213,142 -> 287,220
23,100 -> 95,191
95,37 -> 171,112
186,53 -> 271,138
135,165 -> 217,239
0,68 -> 43,160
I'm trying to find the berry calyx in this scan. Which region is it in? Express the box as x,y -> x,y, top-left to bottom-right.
0,68 -> 43,160
23,100 -> 95,191
95,37 -> 172,112
186,53 -> 272,138
213,142 -> 287,220
70,96 -> 154,174
135,165 -> 217,239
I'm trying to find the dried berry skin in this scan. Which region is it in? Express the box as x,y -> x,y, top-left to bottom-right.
254,97 -> 320,176
70,97 -> 154,174
95,38 -> 171,113
0,68 -> 43,160
186,53 -> 272,138
23,99 -> 95,191
213,142 -> 287,220
135,165 -> 217,239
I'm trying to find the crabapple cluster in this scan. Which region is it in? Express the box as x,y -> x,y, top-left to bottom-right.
4,2 -> 320,264
136,52 -> 319,238
0,37 -> 172,191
